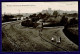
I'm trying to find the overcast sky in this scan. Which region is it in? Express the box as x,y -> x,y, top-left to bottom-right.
2,2 -> 78,14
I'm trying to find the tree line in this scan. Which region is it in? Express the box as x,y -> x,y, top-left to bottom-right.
21,11 -> 78,28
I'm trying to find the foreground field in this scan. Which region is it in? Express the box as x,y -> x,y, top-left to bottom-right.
2,21 -> 78,51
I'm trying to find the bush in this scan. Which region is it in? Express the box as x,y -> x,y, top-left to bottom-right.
21,20 -> 33,27
69,18 -> 78,25
60,16 -> 68,26
33,23 -> 39,28
21,20 -> 39,28
2,15 -> 14,22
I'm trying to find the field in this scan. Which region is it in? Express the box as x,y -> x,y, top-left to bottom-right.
2,21 -> 78,52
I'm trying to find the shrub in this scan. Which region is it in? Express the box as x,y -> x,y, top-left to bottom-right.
21,20 -> 39,28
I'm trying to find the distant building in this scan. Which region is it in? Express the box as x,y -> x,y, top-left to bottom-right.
42,10 -> 47,14
48,8 -> 53,15
41,8 -> 53,15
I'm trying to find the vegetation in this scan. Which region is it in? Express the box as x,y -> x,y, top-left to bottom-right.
21,10 -> 78,28
2,15 -> 15,22
2,23 -> 78,51
21,20 -> 39,28
53,11 -> 59,18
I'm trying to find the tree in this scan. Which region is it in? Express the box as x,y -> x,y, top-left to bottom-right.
42,13 -> 47,18
60,16 -> 68,26
72,13 -> 78,18
53,11 -> 59,18
67,13 -> 78,18
63,13 -> 67,16
29,14 -> 39,22
69,18 -> 78,25
37,13 -> 43,19
21,20 -> 33,27
3,15 -> 14,22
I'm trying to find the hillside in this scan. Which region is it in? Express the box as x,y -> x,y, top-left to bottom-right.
2,21 -> 78,51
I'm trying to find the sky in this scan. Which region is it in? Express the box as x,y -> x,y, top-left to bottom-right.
2,2 -> 78,14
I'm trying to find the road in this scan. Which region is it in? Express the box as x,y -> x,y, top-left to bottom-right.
2,21 -> 78,51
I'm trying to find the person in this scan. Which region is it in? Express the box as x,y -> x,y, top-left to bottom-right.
51,37 -> 55,42
41,22 -> 43,29
39,29 -> 42,36
57,37 -> 61,44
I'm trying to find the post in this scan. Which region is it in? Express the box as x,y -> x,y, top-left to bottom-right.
41,22 -> 43,31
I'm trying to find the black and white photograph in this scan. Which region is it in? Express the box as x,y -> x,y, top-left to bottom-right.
2,2 -> 78,51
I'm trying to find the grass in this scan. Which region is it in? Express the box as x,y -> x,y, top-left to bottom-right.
2,22 -> 78,51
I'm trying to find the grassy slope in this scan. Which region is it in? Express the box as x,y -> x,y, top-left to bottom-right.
2,22 -> 78,52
